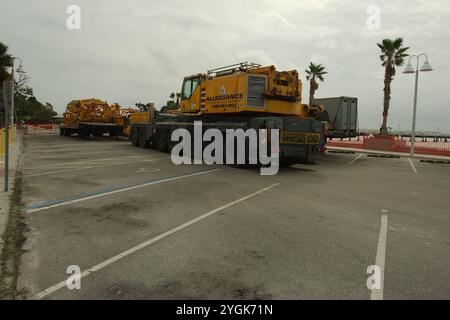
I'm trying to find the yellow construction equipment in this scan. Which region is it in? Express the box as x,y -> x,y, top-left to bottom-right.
129,62 -> 326,163
60,99 -> 125,138
179,63 -> 309,116
120,107 -> 141,137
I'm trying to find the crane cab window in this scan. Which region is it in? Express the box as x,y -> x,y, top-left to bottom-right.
181,77 -> 200,100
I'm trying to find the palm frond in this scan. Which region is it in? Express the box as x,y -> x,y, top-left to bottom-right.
382,39 -> 393,51
306,62 -> 327,78
396,46 -> 409,54
393,37 -> 404,49
0,43 -> 8,56
394,58 -> 405,66
0,42 -> 12,67
378,37 -> 409,67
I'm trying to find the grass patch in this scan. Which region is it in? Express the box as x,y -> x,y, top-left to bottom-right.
0,172 -> 29,299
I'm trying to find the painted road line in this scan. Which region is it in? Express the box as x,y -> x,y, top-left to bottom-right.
25,168 -> 220,214
408,158 -> 418,174
26,150 -> 131,157
34,182 -> 279,299
26,155 -> 155,169
26,144 -> 113,150
28,155 -> 153,167
24,157 -> 168,177
27,139 -> 124,144
350,153 -> 364,164
136,167 -> 160,173
371,210 -> 388,300
26,141 -> 128,148
26,144 -> 123,150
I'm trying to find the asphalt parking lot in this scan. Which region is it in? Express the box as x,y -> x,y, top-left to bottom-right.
16,130 -> 450,299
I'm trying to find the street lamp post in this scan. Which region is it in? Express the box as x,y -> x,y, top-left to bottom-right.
10,57 -> 25,125
3,57 -> 24,192
403,53 -> 433,157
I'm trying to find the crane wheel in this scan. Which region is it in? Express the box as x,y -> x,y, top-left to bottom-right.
131,128 -> 139,146
139,128 -> 149,148
79,128 -> 90,139
109,130 -> 119,138
155,129 -> 169,152
167,129 -> 176,153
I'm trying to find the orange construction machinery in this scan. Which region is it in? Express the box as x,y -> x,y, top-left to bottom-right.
60,99 -> 138,138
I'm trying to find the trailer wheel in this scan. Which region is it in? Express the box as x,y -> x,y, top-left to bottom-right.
109,129 -> 119,138
155,129 -> 169,152
79,127 -> 90,139
139,128 -> 149,148
131,128 -> 139,146
167,129 -> 176,153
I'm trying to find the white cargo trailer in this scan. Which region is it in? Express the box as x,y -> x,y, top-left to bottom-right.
313,96 -> 358,138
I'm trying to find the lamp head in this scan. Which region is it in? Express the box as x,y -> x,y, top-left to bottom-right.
403,63 -> 415,74
420,59 -> 433,72
16,64 -> 26,74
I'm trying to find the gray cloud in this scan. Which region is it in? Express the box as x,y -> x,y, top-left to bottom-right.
1,0 -> 449,132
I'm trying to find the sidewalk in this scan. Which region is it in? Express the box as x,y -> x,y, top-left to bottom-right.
327,145 -> 450,161
0,129 -> 23,255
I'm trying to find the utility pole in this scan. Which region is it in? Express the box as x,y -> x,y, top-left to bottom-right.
3,80 -> 12,192
10,58 -> 14,125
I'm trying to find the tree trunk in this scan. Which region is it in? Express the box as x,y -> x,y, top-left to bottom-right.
309,78 -> 318,105
380,66 -> 392,135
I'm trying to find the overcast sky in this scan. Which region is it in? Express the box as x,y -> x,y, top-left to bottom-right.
1,0 -> 449,132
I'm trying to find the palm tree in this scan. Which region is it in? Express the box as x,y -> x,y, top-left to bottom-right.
0,43 -> 13,126
0,42 -> 13,85
305,62 -> 327,105
377,37 -> 409,135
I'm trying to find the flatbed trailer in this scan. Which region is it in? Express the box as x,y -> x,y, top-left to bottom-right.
130,112 -> 324,164
60,122 -> 124,138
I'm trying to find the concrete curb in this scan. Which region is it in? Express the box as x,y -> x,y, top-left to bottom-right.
326,146 -> 450,161
0,129 -> 24,255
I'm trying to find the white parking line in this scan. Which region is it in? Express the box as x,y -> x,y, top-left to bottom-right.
24,157 -> 168,177
26,155 -> 157,169
371,211 -> 388,300
33,182 -> 280,299
27,150 -> 130,157
408,158 -> 418,174
350,153 -> 364,164
26,168 -> 221,214
26,144 -> 121,150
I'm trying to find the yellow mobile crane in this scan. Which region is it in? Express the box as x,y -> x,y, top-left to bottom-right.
129,62 -> 327,163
